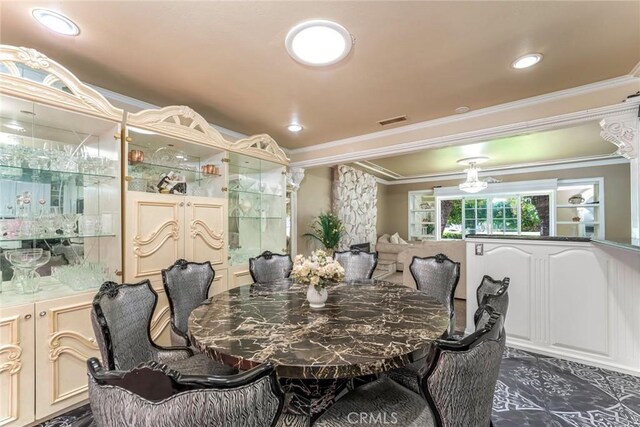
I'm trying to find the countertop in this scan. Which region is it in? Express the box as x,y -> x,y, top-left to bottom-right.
466,234 -> 591,243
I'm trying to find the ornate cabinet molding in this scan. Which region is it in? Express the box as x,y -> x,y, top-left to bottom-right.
231,134 -> 290,165
0,45 -> 123,122
127,105 -> 232,150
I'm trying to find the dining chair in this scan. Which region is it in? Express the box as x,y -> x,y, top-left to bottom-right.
409,253 -> 460,336
476,275 -> 510,320
314,312 -> 506,427
87,357 -> 308,427
333,249 -> 378,281
91,280 -> 235,376
161,259 -> 214,347
249,251 -> 293,283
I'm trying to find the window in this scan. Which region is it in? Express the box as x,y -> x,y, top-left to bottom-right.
439,192 -> 551,239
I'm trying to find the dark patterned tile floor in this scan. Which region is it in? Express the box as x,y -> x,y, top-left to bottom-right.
38,347 -> 640,427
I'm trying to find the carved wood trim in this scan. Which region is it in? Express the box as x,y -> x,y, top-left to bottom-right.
133,220 -> 179,257
0,45 -> 123,122
150,306 -> 171,341
231,134 -> 290,165
48,331 -> 98,362
599,118 -> 638,160
190,219 -> 224,249
0,345 -> 22,375
128,105 -> 232,150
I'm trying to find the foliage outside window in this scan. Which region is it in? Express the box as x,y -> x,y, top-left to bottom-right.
440,193 -> 550,239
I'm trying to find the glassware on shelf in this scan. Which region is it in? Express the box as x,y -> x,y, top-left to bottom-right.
79,214 -> 102,235
62,213 -> 80,235
51,262 -> 115,291
5,248 -> 51,294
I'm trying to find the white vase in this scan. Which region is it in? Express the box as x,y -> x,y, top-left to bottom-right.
307,284 -> 328,309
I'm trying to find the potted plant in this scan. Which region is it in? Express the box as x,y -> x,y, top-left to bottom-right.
303,212 -> 344,253
291,250 -> 345,309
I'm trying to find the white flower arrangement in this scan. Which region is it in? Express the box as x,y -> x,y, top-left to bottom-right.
291,250 -> 345,290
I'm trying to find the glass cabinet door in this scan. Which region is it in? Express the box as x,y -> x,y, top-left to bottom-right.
0,96 -> 121,304
228,153 -> 286,266
126,128 -> 226,198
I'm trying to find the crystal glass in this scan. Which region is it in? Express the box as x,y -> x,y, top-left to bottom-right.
62,213 -> 80,235
5,249 -> 50,294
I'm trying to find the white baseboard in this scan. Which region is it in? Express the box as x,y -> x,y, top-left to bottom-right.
506,337 -> 640,377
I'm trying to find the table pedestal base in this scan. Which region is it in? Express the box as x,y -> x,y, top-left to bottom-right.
280,378 -> 349,419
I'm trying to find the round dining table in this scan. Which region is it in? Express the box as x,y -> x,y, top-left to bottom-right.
188,279 -> 449,416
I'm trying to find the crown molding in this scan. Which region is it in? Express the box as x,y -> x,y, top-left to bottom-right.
90,84 -> 248,140
290,75 -> 639,157
291,98 -> 640,169
376,156 -> 629,186
630,61 -> 640,78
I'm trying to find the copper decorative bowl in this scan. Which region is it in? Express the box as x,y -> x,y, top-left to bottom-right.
128,149 -> 144,164
201,164 -> 219,176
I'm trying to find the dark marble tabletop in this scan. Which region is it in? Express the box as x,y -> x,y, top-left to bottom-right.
188,279 -> 449,380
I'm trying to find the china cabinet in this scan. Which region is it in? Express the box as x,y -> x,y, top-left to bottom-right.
0,45 -> 123,425
0,44 -> 291,427
228,152 -> 287,288
408,190 -> 436,241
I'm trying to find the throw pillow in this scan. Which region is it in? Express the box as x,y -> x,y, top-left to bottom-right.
398,235 -> 408,244
390,232 -> 400,244
377,234 -> 390,243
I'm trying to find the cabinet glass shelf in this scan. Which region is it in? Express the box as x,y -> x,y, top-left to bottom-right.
0,233 -> 116,242
0,164 -> 116,185
229,216 -> 283,220
228,189 -> 284,197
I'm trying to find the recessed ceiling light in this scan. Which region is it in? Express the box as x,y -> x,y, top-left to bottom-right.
3,123 -> 26,132
512,53 -> 543,69
287,123 -> 303,132
285,20 -> 353,66
455,106 -> 470,114
32,9 -> 80,36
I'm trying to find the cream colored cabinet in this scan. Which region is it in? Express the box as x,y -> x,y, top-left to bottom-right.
124,192 -> 228,289
0,304 -> 35,427
150,289 -> 172,347
210,269 -> 228,296
229,265 -> 253,289
34,293 -> 98,420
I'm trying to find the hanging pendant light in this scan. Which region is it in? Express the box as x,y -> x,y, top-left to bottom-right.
458,157 -> 489,193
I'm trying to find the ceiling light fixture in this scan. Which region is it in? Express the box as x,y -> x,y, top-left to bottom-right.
285,20 -> 352,66
3,123 -> 26,132
32,9 -> 80,36
287,123 -> 303,132
458,157 -> 489,193
512,53 -> 543,69
455,106 -> 470,114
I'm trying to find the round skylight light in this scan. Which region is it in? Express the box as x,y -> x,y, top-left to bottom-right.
285,20 -> 352,66
287,123 -> 303,132
512,53 -> 543,69
32,9 -> 80,36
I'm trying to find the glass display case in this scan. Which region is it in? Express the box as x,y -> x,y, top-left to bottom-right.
408,190 -> 436,241
0,96 -> 121,303
228,152 -> 287,266
126,128 -> 225,198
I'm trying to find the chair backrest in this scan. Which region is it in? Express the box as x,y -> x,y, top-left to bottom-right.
421,312 -> 506,427
91,280 -> 158,371
87,358 -> 284,427
249,251 -> 293,283
473,304 -> 497,331
476,275 -> 510,318
333,249 -> 378,281
409,254 -> 460,316
162,259 -> 215,344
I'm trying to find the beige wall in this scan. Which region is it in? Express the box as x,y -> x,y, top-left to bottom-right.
296,167 -> 333,256
378,163 -> 631,243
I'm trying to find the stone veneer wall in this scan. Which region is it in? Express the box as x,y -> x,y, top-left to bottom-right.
332,165 -> 378,251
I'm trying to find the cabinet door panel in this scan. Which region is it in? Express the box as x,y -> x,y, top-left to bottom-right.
125,193 -> 183,283
34,293 -> 98,420
210,269 -> 228,297
0,304 -> 34,427
229,265 -> 253,289
185,197 -> 227,268
151,289 -> 172,347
